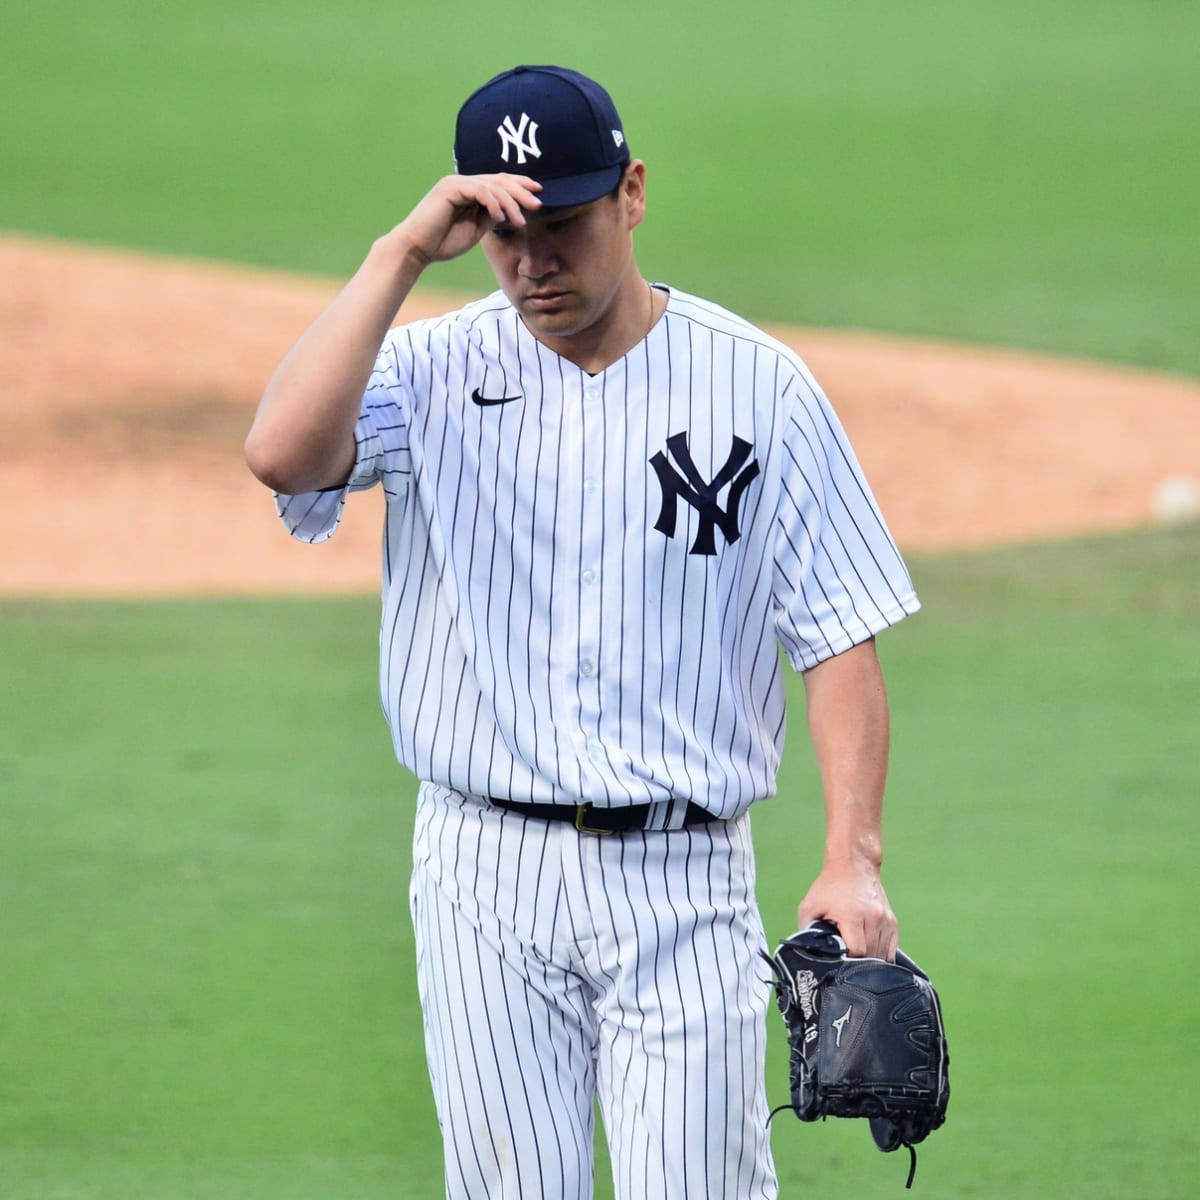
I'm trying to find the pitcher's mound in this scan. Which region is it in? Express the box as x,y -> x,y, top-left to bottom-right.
2,235 -> 1198,595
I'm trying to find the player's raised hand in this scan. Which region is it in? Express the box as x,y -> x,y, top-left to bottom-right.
396,174 -> 542,266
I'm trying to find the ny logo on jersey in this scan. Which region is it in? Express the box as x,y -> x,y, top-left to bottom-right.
497,113 -> 541,164
650,432 -> 760,556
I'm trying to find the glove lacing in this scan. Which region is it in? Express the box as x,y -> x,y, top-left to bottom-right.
765,1103 -> 922,1188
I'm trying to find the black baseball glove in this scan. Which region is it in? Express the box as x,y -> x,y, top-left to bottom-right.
762,920 -> 949,1188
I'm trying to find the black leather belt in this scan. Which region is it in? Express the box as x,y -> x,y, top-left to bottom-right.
487,798 -> 717,835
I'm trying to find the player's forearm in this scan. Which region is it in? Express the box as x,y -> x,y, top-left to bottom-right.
244,229 -> 427,494
802,638 -> 891,869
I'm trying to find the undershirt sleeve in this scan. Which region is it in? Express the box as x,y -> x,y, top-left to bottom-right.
274,333 -> 414,545
772,365 -> 920,670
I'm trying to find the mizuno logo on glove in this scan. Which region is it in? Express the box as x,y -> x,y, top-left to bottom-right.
832,1005 -> 853,1047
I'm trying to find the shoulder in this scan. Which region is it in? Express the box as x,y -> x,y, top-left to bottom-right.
661,285 -> 827,408
662,288 -> 803,366
380,291 -> 516,363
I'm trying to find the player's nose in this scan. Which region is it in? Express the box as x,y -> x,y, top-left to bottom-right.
517,239 -> 559,280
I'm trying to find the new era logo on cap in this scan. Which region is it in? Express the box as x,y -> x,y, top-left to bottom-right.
455,65 -> 631,208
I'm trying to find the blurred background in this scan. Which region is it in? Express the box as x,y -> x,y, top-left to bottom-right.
2,2 -> 1197,1196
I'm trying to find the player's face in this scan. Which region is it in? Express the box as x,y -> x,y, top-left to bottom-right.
481,163 -> 646,343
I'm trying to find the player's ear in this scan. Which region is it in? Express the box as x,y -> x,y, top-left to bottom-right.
621,161 -> 647,230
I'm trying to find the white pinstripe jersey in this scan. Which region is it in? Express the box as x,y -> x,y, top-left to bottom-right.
277,285 -> 919,819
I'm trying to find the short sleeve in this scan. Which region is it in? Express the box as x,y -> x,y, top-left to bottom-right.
772,365 -> 920,670
274,332 -> 415,545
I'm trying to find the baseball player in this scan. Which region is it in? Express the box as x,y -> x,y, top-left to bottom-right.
245,65 -> 919,1200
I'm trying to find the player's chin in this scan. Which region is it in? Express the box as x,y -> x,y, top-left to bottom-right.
520,301 -> 586,337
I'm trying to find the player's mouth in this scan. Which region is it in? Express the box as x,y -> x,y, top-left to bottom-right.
524,290 -> 571,311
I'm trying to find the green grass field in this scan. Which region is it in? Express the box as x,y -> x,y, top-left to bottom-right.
4,1 -> 1199,1194
5,0 -> 1199,373
4,525 -> 1198,1198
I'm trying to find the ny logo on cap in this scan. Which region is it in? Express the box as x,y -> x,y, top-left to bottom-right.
497,113 -> 541,164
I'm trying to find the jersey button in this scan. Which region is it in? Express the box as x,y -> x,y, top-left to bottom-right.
580,658 -> 595,677
581,568 -> 596,584
583,479 -> 598,495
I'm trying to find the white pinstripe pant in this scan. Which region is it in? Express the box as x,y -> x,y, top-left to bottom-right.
410,784 -> 779,1200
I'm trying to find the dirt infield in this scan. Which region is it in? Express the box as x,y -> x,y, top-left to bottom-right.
3,234 -> 1198,596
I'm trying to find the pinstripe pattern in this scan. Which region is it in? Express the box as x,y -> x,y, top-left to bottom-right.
275,285 -> 919,816
273,284 -> 919,1197
411,783 -> 777,1199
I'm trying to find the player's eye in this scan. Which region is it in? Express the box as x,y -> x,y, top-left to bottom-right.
491,225 -> 516,241
547,217 -> 575,233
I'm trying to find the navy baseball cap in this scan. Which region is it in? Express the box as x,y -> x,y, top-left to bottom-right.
454,65 -> 631,209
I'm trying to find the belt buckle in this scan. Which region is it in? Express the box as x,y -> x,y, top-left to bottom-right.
574,803 -> 615,836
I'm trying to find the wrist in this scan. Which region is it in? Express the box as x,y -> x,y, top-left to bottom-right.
370,226 -> 431,278
822,833 -> 884,873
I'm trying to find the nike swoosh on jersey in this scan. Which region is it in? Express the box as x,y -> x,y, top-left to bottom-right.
471,388 -> 523,407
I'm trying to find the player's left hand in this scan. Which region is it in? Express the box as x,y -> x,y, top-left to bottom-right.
796,860 -> 898,961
